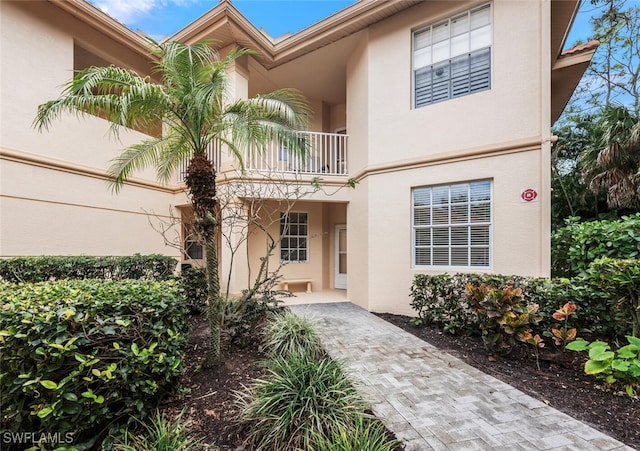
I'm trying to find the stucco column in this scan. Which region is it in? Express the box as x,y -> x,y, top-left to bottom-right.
219,53 -> 251,295
540,0 -> 552,277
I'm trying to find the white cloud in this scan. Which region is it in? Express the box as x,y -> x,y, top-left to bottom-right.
92,0 -> 158,25
92,0 -> 202,27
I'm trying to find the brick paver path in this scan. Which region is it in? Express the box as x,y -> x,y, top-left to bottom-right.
290,302 -> 635,451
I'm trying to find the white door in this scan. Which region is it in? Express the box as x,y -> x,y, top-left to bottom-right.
335,225 -> 347,289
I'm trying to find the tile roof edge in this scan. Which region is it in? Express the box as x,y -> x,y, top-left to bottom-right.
561,39 -> 600,56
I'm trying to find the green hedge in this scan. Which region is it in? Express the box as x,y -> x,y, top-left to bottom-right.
410,273 -> 558,335
0,254 -> 177,283
552,214 -> 640,278
0,279 -> 189,450
410,272 -> 625,339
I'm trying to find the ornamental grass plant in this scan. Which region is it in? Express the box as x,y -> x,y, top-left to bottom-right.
236,311 -> 393,450
309,413 -> 400,451
114,410 -> 203,451
236,350 -> 367,450
261,311 -> 324,359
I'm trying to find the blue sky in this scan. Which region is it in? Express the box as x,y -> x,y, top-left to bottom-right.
90,0 -> 356,40
90,0 -> 600,46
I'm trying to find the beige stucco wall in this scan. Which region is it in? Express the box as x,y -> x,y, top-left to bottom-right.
361,0 -> 543,167
343,0 -> 551,314
1,0 -> 554,316
0,1 -> 183,259
362,149 -> 545,316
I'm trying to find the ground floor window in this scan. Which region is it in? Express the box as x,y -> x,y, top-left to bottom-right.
412,180 -> 491,268
280,212 -> 308,262
184,224 -> 203,260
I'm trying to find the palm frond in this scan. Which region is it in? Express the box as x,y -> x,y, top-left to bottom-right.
155,131 -> 193,185
219,88 -> 309,161
107,138 -> 167,191
34,65 -> 169,138
36,39 -> 310,197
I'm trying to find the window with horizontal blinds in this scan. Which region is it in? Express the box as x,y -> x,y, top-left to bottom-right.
280,212 -> 309,263
413,4 -> 491,108
412,181 -> 491,268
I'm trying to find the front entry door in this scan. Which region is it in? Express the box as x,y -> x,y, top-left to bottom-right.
335,225 -> 347,289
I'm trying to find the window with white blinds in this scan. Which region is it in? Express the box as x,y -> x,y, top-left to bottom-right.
280,212 -> 309,263
413,4 -> 491,107
412,181 -> 492,268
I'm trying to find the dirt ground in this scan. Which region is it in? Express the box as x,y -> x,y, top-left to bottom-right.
160,313 -> 639,450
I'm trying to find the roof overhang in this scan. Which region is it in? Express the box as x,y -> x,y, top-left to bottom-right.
49,0 -> 597,124
551,41 -> 598,123
169,0 -> 423,69
550,0 -> 598,124
47,0 -> 152,59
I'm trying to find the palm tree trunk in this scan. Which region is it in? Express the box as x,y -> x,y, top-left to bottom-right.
204,229 -> 222,367
185,152 -> 223,368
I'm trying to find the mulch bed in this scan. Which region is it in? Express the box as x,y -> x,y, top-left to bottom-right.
159,315 -> 267,450
160,313 -> 639,450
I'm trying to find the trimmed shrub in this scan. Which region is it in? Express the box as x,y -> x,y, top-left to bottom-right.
410,273 -> 554,335
552,214 -> 640,278
0,254 -> 177,283
410,273 -> 622,339
0,279 -> 189,450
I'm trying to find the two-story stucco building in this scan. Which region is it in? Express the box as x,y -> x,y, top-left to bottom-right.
0,0 -> 596,314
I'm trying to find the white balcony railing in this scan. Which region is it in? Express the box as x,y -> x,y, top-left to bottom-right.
177,131 -> 348,182
243,131 -> 348,176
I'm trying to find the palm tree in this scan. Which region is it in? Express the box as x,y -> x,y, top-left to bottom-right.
34,40 -> 308,367
580,105 -> 640,209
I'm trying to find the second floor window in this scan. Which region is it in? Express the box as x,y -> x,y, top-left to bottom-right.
413,4 -> 492,108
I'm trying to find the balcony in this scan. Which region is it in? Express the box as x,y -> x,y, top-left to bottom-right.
243,131 -> 348,176
177,131 -> 348,182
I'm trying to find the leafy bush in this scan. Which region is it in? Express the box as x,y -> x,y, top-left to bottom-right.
0,254 -> 177,283
543,278 -> 613,337
237,351 -> 367,450
409,274 -> 476,334
586,257 -> 640,337
410,273 -> 624,340
178,267 -> 207,315
466,284 -> 542,352
0,279 -> 188,450
222,296 -> 284,348
261,311 -> 324,359
410,273 -> 554,335
567,336 -> 640,396
552,214 -> 640,278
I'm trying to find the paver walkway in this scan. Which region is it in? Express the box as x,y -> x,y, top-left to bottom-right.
290,302 -> 635,451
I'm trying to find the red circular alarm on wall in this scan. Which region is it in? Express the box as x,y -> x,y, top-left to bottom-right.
521,188 -> 538,202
